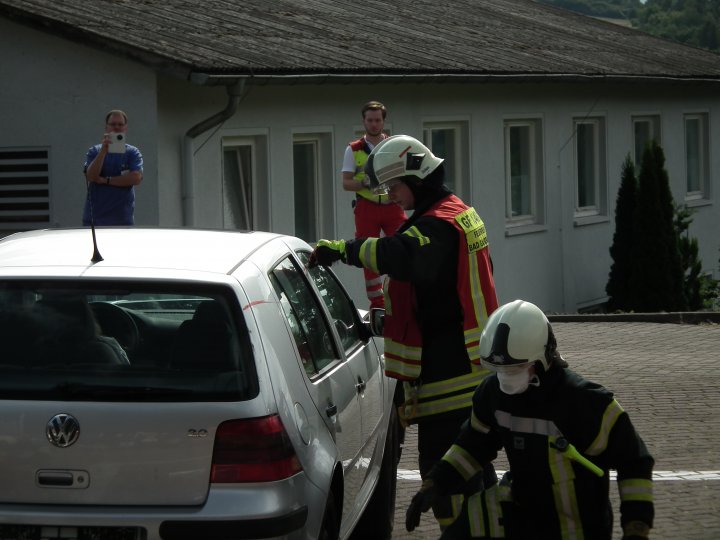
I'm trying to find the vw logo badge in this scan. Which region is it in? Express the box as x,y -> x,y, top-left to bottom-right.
46,413 -> 80,448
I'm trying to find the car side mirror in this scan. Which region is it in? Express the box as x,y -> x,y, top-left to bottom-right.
369,308 -> 385,336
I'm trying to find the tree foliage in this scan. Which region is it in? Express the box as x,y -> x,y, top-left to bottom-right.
607,143 -> 718,312
675,204 -> 720,309
606,155 -> 637,312
605,142 -> 687,312
538,0 -> 720,52
627,141 -> 686,311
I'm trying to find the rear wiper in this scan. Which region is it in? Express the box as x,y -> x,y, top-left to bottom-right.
54,382 -> 194,400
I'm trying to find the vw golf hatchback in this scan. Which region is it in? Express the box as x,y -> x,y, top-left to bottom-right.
0,228 -> 400,540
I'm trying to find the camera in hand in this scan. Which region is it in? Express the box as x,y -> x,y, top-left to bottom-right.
108,132 -> 126,154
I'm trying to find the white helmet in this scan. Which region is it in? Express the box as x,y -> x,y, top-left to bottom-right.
364,135 -> 444,194
479,300 -> 556,373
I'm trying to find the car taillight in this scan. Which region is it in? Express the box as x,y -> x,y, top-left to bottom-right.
210,415 -> 302,483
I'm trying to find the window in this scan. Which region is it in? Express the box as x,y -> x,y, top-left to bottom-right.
292,133 -> 333,241
0,148 -> 50,229
297,251 -> 364,354
269,257 -> 338,376
632,115 -> 661,169
222,135 -> 270,231
0,280 -> 256,401
684,113 -> 709,201
223,145 -> 253,230
423,121 -> 470,198
504,119 -> 544,226
574,117 -> 607,218
293,139 -> 318,242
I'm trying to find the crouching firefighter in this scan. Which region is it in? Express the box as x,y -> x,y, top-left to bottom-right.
406,299 -> 655,540
309,134 -> 500,531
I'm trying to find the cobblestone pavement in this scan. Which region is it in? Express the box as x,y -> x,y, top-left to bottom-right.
391,321 -> 720,540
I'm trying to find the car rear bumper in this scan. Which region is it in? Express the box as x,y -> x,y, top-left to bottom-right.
0,475 -> 320,540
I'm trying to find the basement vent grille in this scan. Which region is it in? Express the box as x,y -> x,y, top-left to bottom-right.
0,148 -> 51,228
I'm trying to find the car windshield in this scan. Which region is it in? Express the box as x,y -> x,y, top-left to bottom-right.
0,280 -> 257,402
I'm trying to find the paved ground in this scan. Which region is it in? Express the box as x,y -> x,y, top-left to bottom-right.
390,320 -> 720,539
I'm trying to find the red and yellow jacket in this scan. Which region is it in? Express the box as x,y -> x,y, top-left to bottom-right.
345,193 -> 498,421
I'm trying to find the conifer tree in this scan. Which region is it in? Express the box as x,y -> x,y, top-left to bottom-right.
675,204 -> 720,310
606,155 -> 637,312
627,141 -> 686,311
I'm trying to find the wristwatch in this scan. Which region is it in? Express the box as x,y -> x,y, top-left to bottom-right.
105,176 -> 111,185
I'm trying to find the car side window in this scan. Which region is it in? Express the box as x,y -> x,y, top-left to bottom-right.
269,257 -> 338,376
296,251 -> 364,354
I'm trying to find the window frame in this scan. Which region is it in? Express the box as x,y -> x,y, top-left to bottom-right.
503,118 -> 545,229
292,130 -> 334,241
631,114 -> 661,170
422,120 -> 470,199
684,112 -> 710,203
573,116 -> 608,220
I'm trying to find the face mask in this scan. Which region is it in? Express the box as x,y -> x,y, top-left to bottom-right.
497,367 -> 538,395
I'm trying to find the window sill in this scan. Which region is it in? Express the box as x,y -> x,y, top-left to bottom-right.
505,223 -> 548,237
573,214 -> 609,227
684,197 -> 712,209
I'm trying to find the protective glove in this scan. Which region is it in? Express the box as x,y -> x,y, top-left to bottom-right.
308,239 -> 346,268
405,479 -> 437,532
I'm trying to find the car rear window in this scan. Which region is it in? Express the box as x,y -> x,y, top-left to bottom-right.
0,280 -> 257,402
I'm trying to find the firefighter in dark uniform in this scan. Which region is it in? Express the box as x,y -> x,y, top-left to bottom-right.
310,134 -> 499,531
405,299 -> 655,540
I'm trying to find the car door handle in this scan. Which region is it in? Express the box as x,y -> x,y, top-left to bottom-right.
326,402 -> 338,417
355,377 -> 366,394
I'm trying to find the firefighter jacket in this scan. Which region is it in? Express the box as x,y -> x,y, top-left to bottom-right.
344,193 -> 498,422
430,367 -> 655,539
349,137 -> 391,204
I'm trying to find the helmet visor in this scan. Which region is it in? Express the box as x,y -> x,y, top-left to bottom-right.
481,355 -> 533,373
372,178 -> 402,195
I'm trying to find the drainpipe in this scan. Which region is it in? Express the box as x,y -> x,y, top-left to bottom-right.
181,79 -> 247,226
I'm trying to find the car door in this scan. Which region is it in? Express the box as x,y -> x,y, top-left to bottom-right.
295,252 -> 386,519
267,256 -> 366,513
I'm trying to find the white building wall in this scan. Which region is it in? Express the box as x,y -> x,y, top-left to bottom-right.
3,18 -> 719,313
0,19 -> 159,228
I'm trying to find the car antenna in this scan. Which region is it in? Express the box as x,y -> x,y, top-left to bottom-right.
86,178 -> 104,263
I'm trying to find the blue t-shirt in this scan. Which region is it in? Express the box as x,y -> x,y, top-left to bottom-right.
82,144 -> 143,226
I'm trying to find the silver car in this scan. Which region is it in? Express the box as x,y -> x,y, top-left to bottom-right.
0,228 -> 400,540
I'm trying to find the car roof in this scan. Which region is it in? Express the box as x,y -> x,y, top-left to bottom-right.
0,228 -> 290,275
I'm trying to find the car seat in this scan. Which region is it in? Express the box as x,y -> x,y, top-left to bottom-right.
170,300 -> 238,371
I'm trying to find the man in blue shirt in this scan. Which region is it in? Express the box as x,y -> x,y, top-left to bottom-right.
83,110 -> 143,225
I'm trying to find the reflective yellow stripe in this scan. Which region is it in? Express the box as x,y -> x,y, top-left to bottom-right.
384,357 -> 421,379
358,238 -> 380,274
467,490 -> 486,537
416,371 -> 485,399
443,444 -> 483,481
462,213 -> 490,364
548,436 -> 584,540
485,484 -> 508,538
465,339 -> 481,364
384,338 -> 422,361
413,389 -> 475,417
618,479 -> 653,503
585,399 -> 624,456
450,493 -> 464,521
470,410 -> 491,434
402,225 -> 431,246
467,484 -> 508,538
